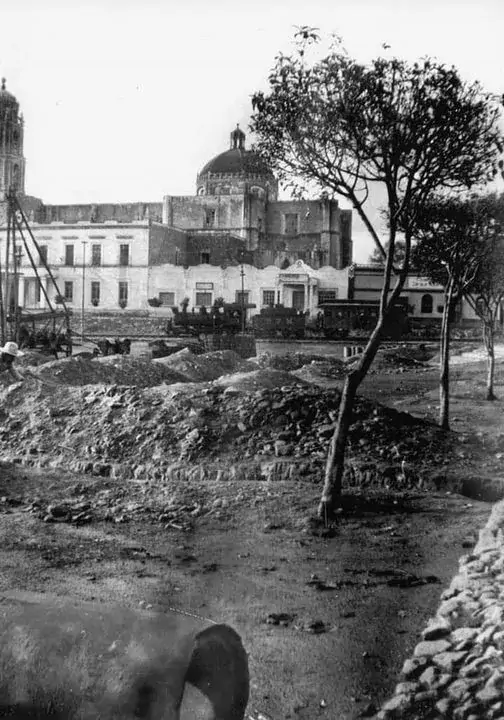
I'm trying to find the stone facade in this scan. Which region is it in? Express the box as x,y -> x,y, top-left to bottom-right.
0,86 -> 353,316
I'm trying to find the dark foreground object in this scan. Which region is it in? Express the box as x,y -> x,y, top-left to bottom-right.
0,591 -> 249,719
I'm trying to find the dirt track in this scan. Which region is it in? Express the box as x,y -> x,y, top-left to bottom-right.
0,345 -> 503,719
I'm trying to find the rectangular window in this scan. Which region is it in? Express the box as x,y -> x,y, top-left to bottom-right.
91,281 -> 100,305
64,245 -> 74,266
284,213 -> 298,235
118,281 -> 128,305
318,289 -> 338,306
200,252 -> 210,264
91,244 -> 101,266
236,291 -> 250,306
35,283 -> 41,303
262,290 -> 275,307
119,244 -> 129,266
64,281 -> 73,302
159,292 -> 175,306
195,291 -> 212,307
38,245 -> 48,266
205,209 -> 216,227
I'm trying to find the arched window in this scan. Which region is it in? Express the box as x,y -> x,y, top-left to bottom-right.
421,294 -> 433,314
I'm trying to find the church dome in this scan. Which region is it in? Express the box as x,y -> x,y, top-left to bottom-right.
0,78 -> 18,108
197,125 -> 276,197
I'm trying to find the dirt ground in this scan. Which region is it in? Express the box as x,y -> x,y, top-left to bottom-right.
0,344 -> 502,720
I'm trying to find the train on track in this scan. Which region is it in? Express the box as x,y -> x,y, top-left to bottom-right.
168,299 -> 427,341
251,300 -> 411,340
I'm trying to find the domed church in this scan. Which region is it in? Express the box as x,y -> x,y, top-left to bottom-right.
0,83 -> 353,315
162,125 -> 352,271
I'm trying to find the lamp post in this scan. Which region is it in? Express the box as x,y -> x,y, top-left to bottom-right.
81,241 -> 87,343
240,258 -> 246,334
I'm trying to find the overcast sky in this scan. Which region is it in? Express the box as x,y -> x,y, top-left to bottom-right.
1,0 -> 503,262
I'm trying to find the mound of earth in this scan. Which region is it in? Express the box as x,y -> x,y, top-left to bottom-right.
17,350 -> 57,368
30,355 -> 188,387
214,368 -> 307,392
368,346 -> 432,374
0,364 -> 456,485
292,360 -> 348,385
153,349 -> 256,382
255,352 -> 345,373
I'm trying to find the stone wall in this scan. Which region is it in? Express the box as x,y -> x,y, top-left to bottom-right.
76,310 -> 169,337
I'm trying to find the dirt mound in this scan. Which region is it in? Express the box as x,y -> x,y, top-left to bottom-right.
292,360 -> 348,385
154,349 -> 256,382
17,350 -> 56,368
214,368 -> 306,392
255,351 -> 345,373
0,365 -> 455,486
368,346 -> 432,374
30,355 -> 190,387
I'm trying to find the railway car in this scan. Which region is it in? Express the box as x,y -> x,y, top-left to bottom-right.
251,300 -> 410,340
251,306 -> 306,339
319,299 -> 410,340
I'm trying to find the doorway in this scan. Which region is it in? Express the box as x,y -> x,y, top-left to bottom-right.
292,289 -> 305,311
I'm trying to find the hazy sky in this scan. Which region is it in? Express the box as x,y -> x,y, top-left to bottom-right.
1,0 -> 503,262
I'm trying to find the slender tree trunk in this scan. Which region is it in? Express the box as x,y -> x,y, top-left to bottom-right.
318,324 -> 384,520
484,322 -> 496,400
439,283 -> 455,430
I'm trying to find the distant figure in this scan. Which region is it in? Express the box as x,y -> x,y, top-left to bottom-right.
0,341 -> 24,382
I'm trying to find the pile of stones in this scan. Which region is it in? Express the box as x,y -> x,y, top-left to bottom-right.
375,500 -> 504,720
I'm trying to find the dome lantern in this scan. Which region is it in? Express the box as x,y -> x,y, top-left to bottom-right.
230,124 -> 246,150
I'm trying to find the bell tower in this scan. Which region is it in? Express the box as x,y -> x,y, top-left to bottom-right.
0,78 -> 25,201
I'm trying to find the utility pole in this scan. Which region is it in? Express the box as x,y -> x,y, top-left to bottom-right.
81,241 -> 87,343
240,260 -> 246,333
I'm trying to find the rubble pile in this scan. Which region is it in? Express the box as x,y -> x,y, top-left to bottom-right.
0,352 -> 455,486
376,500 -> 504,720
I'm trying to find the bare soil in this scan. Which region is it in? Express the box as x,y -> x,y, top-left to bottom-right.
0,346 -> 503,720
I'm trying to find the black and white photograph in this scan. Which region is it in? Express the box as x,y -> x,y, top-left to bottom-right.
0,1 -> 503,718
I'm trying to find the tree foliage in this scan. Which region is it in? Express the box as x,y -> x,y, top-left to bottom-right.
407,193 -> 502,426
251,32 -> 503,266
410,195 -> 493,292
250,30 -> 504,516
368,240 -> 408,266
465,194 -> 504,400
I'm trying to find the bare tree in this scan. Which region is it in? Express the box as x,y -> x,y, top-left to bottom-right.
250,30 -> 503,518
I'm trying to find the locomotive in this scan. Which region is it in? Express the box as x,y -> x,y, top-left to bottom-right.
169,302 -> 252,336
